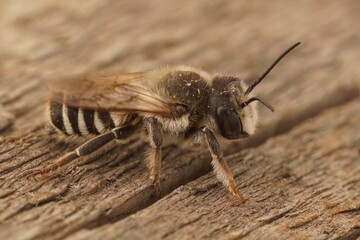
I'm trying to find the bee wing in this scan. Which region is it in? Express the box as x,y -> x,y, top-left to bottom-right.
49,72 -> 173,115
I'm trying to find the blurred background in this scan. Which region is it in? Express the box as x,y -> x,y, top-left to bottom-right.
0,2 -> 359,239
0,0 -> 358,134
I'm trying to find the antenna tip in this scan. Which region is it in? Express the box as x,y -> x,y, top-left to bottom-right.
244,42 -> 302,96
292,42 -> 302,48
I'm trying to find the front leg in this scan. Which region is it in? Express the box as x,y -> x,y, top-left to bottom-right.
145,117 -> 163,187
202,127 -> 246,204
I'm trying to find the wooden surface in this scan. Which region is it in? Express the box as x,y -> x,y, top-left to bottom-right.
0,0 -> 359,240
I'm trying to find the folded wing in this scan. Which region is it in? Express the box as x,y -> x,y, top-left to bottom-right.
49,72 -> 172,116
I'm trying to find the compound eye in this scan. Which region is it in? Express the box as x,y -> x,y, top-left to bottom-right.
216,106 -> 243,139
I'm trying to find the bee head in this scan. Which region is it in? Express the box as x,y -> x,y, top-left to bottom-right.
209,77 -> 272,140
210,42 -> 301,140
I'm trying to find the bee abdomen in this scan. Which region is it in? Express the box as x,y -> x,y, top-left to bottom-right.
49,101 -> 121,136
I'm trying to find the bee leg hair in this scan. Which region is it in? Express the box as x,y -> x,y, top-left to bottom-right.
32,125 -> 137,179
202,127 -> 246,204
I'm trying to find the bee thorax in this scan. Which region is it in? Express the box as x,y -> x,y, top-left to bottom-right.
155,114 -> 190,136
171,105 -> 187,118
159,70 -> 210,108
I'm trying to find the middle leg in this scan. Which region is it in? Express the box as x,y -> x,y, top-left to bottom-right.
145,117 -> 163,187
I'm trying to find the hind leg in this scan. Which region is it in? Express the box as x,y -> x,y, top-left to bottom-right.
31,125 -> 137,180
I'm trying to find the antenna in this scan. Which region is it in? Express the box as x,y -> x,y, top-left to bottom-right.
244,42 -> 301,96
240,97 -> 274,112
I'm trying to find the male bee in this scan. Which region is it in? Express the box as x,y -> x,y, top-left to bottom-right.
35,42 -> 300,203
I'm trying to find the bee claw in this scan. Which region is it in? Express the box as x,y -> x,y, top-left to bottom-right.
236,195 -> 247,205
26,169 -> 44,182
229,190 -> 247,206
151,179 -> 162,196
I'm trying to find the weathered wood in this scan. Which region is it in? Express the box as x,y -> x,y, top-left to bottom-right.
67,99 -> 360,240
0,0 -> 359,239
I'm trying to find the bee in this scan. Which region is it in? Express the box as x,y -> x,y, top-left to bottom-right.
34,42 -> 300,204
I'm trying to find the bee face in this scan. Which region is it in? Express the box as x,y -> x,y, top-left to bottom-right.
207,76 -> 257,140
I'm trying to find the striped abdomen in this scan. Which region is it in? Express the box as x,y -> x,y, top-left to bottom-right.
48,101 -> 134,135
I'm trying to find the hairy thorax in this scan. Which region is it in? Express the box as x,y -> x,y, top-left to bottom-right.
154,68 -> 211,136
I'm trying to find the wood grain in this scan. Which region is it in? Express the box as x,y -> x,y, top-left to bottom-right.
68,99 -> 360,240
0,0 -> 359,239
